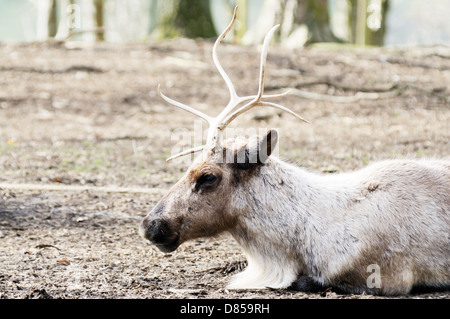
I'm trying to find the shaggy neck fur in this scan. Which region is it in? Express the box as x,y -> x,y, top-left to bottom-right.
227,156 -> 352,289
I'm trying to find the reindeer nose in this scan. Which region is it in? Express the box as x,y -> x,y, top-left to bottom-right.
139,216 -> 181,253
140,217 -> 171,244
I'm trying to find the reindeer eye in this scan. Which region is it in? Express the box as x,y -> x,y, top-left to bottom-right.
194,173 -> 220,192
193,170 -> 222,193
198,173 -> 217,185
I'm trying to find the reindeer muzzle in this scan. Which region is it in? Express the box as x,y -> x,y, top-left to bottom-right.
139,217 -> 180,253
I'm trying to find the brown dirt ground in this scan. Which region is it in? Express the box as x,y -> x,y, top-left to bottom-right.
0,39 -> 449,299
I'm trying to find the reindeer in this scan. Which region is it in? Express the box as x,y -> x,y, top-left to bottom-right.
140,7 -> 450,295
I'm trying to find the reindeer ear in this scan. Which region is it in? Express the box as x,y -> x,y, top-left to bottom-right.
256,129 -> 278,164
235,129 -> 278,169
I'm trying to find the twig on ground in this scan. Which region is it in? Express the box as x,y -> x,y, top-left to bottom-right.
288,87 -> 399,103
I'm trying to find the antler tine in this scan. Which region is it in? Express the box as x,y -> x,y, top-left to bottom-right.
213,6 -> 239,103
259,101 -> 310,123
158,84 -> 212,123
219,24 -> 279,128
221,96 -> 310,129
219,25 -> 309,129
255,24 -> 279,100
166,145 -> 205,162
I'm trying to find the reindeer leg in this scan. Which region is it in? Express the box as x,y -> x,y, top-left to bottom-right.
290,276 -> 378,295
289,276 -> 328,293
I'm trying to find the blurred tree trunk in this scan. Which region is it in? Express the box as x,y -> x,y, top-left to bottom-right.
350,0 -> 389,46
175,0 -> 216,38
48,0 -> 58,38
54,0 -> 72,40
148,0 -> 178,39
232,0 -> 344,47
276,0 -> 344,45
366,0 -> 389,46
354,0 -> 366,45
304,0 -> 343,44
94,0 -> 104,41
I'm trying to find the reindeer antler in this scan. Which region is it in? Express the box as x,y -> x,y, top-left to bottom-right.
159,6 -> 308,161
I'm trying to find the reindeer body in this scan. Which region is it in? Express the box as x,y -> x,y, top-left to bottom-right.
226,155 -> 450,295
140,6 -> 449,295
140,132 -> 450,295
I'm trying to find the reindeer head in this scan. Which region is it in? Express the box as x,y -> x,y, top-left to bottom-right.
139,7 -> 307,253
